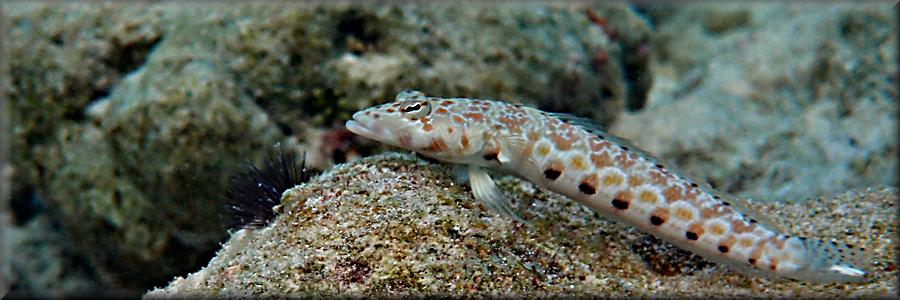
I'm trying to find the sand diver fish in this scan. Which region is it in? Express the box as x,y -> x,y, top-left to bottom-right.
345,90 -> 870,283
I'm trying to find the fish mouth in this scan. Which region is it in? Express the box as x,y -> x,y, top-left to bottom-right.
345,119 -> 374,138
345,111 -> 384,141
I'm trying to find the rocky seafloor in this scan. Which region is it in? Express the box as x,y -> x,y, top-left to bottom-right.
145,153 -> 896,297
2,2 -> 645,295
2,1 -> 895,298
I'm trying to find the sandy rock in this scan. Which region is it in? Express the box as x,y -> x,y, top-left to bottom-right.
145,153 -> 895,297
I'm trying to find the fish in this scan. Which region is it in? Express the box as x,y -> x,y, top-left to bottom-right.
345,90 -> 870,283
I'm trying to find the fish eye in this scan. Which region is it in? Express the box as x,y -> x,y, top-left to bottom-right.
400,101 -> 431,119
401,103 -> 421,113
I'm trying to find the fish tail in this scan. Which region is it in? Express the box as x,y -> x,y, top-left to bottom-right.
784,237 -> 870,283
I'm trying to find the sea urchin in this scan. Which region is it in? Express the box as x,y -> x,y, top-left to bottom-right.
223,146 -> 312,230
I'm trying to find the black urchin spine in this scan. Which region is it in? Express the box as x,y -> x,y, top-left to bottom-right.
223,146 -> 312,230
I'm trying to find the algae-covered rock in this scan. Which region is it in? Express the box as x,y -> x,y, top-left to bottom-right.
612,3 -> 895,203
6,2 -> 647,295
12,6 -> 283,292
145,153 -> 895,297
6,3 -> 165,196
223,2 -> 646,137
33,37 -> 283,290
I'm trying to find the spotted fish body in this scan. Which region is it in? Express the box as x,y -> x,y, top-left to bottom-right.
346,90 -> 869,283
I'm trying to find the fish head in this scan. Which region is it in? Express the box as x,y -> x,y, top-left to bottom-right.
346,90 -> 487,161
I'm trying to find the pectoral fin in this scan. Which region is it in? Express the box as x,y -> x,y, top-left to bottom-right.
498,134 -> 535,166
468,165 -> 523,222
451,164 -> 469,184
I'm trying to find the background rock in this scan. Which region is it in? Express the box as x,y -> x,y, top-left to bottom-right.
613,3 -> 895,202
3,2 -> 645,296
17,13 -> 285,293
221,3 -> 646,166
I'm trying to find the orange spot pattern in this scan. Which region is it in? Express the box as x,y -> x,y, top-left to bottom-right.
460,133 -> 469,150
674,206 -> 694,221
601,172 -> 624,187
462,113 -> 483,122
426,138 -> 448,152
709,223 -> 726,236
591,152 -> 613,168
638,189 -> 658,204
570,156 -> 588,171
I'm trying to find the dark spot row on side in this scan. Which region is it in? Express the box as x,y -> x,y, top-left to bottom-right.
642,213 -> 705,246
543,168 -> 561,180
562,163 -> 737,247
612,198 -> 629,210
685,231 -> 699,240
578,182 -> 596,195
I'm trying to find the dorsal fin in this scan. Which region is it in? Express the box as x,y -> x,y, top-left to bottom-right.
544,111 -> 786,232
710,190 -> 786,232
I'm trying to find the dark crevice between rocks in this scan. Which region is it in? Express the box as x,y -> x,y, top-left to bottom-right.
335,8 -> 385,54
62,106 -> 87,122
276,121 -> 294,137
622,37 -> 652,112
75,34 -> 164,121
106,35 -> 163,75
299,87 -> 348,127
10,187 -> 43,226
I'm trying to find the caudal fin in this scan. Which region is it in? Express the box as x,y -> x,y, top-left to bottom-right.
787,237 -> 870,283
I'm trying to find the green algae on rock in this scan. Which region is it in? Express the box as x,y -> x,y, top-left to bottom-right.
145,153 -> 895,297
